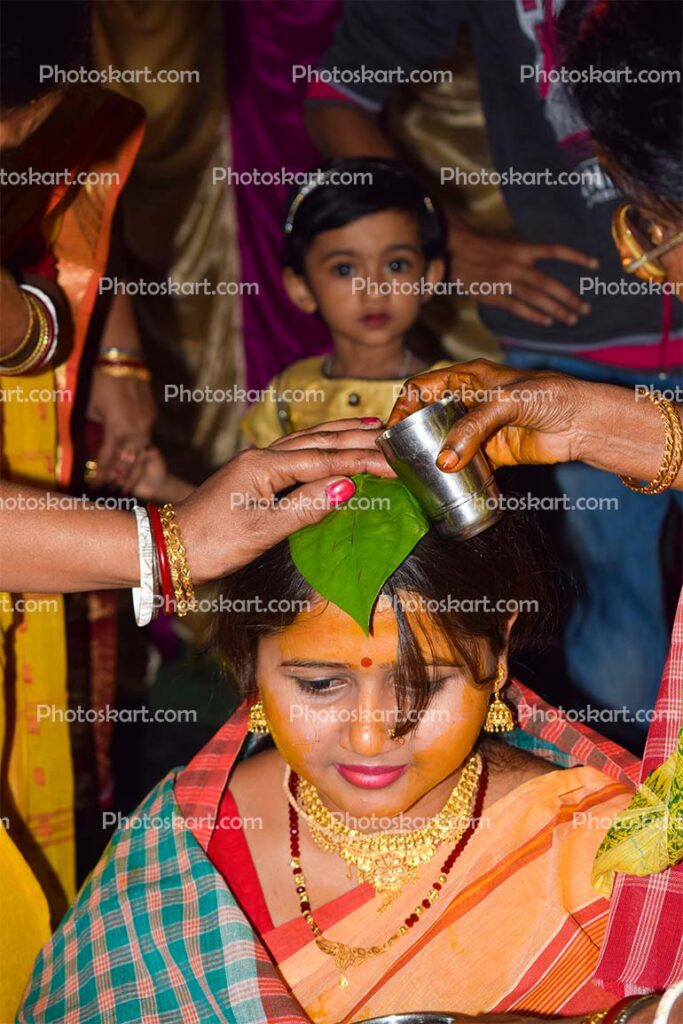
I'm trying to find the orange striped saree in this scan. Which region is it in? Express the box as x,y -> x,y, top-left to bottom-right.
20,689 -> 639,1022
262,766 -> 631,1021
174,689 -> 640,1021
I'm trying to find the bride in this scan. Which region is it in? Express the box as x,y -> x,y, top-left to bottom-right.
19,473 -> 645,1023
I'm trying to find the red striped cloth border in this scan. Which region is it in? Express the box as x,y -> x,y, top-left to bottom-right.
594,585 -> 683,994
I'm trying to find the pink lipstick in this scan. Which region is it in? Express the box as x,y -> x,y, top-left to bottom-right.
335,763 -> 408,789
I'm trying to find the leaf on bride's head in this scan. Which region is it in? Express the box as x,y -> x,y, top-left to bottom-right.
289,474 -> 429,635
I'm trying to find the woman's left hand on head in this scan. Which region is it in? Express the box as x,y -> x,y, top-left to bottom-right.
174,418 -> 393,585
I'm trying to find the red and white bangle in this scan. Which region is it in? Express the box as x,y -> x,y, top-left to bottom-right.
148,503 -> 175,616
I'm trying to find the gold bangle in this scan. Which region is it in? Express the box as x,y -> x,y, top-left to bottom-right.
95,363 -> 152,382
158,503 -> 197,617
98,348 -> 146,363
2,290 -> 36,364
0,294 -> 51,376
620,392 -> 683,494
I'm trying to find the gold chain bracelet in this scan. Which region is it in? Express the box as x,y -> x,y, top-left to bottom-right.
620,391 -> 683,494
158,503 -> 197,616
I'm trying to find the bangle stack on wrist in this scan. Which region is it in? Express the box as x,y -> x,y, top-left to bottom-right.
0,285 -> 59,375
145,503 -> 196,618
620,391 -> 683,494
95,346 -> 151,382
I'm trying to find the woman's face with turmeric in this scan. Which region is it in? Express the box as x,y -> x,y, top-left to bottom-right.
256,595 -> 501,824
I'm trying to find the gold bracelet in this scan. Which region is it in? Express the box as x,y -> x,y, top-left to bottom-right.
95,362 -> 152,382
1,294 -> 51,376
620,392 -> 683,494
158,503 -> 197,617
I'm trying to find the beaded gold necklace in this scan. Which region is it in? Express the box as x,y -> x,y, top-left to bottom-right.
284,752 -> 482,908
287,760 -> 485,988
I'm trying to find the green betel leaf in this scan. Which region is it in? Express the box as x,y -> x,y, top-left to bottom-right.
289,474 -> 429,635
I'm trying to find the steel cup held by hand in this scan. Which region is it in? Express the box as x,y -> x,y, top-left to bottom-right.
376,397 -> 502,539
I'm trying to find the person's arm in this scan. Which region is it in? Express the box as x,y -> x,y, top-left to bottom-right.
388,360 -> 683,490
306,103 -> 397,160
0,480 -> 140,592
0,419 -> 392,593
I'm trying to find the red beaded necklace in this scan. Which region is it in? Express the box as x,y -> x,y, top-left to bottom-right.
287,766 -> 486,987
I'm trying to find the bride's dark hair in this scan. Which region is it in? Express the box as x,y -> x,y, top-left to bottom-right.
211,513 -> 556,736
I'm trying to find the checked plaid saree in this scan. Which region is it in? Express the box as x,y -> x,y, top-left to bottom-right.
18,685 -> 647,1023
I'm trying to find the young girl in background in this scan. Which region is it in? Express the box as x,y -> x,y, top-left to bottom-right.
241,157 -> 453,447
129,159 -> 451,496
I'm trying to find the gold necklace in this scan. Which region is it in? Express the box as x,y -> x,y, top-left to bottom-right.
284,753 -> 482,909
287,761 -> 485,988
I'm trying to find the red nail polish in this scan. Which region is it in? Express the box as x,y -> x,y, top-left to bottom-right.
326,478 -> 356,506
360,417 -> 382,425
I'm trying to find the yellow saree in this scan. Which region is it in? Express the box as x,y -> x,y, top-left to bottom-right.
0,85 -> 144,1020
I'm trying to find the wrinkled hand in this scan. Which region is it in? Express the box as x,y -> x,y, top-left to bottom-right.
86,370 -> 155,487
448,221 -> 598,327
175,417 -> 392,584
388,359 -> 589,471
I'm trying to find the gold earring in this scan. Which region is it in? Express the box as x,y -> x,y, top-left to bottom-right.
247,698 -> 269,734
388,728 -> 406,746
483,664 -> 514,733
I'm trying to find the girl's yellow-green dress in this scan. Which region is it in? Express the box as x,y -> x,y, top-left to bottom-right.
241,355 -> 452,447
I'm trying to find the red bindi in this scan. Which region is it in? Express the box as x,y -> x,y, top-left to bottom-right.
360,657 -> 373,668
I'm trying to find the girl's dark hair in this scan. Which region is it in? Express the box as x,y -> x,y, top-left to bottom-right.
0,1 -> 91,110
557,0 -> 683,212
283,158 -> 447,275
212,513 -> 555,737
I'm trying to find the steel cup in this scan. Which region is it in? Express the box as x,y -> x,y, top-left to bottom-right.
360,1014 -> 460,1024
376,397 -> 502,539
